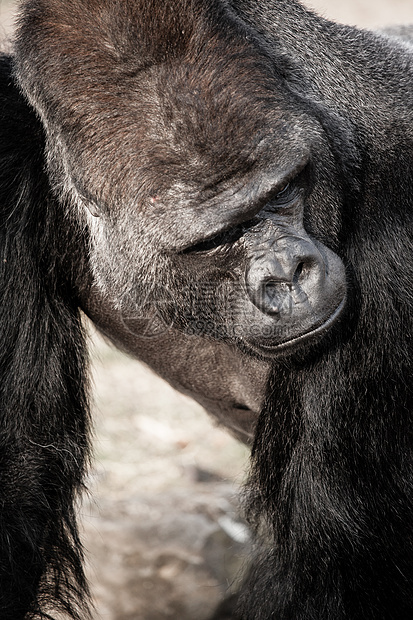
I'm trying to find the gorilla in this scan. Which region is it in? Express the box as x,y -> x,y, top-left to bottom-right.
0,0 -> 412,618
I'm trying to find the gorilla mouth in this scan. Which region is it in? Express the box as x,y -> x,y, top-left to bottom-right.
249,295 -> 346,357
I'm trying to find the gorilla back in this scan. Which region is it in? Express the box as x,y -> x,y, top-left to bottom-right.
1,0 -> 413,618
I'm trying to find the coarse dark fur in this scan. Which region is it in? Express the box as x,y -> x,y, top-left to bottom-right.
0,0 -> 413,618
0,54 -> 91,619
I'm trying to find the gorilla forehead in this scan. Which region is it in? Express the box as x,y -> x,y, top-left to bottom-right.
16,0 -> 322,207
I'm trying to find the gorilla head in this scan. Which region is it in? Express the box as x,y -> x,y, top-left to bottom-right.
16,0 -> 348,362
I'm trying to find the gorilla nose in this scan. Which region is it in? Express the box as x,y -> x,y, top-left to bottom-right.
246,249 -> 322,316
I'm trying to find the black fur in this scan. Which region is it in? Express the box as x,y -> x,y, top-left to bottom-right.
0,56 -> 91,619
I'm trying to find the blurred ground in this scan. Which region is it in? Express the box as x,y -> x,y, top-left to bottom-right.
1,0 -> 413,618
83,327 -> 252,619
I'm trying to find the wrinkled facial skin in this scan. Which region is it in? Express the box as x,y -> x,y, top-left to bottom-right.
164,155 -> 347,359
65,65 -> 348,362
83,121 -> 347,362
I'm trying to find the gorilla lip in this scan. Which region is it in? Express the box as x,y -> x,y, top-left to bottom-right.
250,294 -> 347,356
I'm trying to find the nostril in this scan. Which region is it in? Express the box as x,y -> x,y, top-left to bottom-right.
293,262 -> 305,285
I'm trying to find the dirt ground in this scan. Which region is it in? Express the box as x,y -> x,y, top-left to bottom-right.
1,1 -> 413,618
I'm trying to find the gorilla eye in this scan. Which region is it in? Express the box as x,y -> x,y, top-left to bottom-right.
265,161 -> 311,211
181,224 -> 245,254
265,182 -> 298,210
276,182 -> 291,198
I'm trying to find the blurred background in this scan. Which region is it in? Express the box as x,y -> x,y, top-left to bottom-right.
3,0 -> 413,31
1,1 -> 413,618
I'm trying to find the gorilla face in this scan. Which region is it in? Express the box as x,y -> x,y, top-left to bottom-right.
78,105 -> 347,360
16,0 -> 348,360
